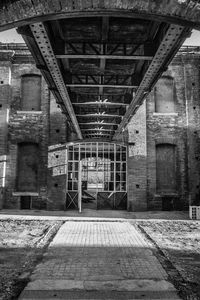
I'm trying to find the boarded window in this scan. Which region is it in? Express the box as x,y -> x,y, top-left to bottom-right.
21,75 -> 41,110
17,143 -> 39,192
155,76 -> 174,113
156,144 -> 176,192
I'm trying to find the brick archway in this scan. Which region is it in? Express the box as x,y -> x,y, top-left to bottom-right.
0,0 -> 200,31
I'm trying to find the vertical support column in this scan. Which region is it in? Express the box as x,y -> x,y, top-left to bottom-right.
0,60 -> 11,209
183,56 -> 200,207
78,160 -> 82,213
127,100 -> 147,211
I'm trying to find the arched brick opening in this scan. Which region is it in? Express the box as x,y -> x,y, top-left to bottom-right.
0,0 -> 200,31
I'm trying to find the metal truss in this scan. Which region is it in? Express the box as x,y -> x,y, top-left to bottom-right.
81,128 -> 115,132
76,113 -> 123,118
72,102 -> 128,107
79,122 -> 119,127
66,74 -> 138,89
30,22 -> 82,139
56,42 -> 153,60
114,24 -> 187,139
72,93 -> 131,103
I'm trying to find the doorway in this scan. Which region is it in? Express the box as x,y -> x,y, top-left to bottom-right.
66,142 -> 127,211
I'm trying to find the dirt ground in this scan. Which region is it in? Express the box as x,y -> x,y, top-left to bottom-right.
0,219 -> 62,300
137,220 -> 200,299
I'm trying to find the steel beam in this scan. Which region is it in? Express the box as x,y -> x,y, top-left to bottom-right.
79,122 -> 119,126
67,84 -> 137,89
113,24 -> 188,139
84,133 -> 112,137
76,114 -> 123,118
72,102 -> 128,106
56,54 -> 153,60
63,42 -> 153,57
30,22 -> 82,140
82,128 -> 115,132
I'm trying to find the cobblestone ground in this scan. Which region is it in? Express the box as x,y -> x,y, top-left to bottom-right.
19,221 -> 181,299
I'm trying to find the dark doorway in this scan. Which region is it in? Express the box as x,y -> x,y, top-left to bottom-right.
20,196 -> 31,209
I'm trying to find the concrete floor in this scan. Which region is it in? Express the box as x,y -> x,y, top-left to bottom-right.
18,221 -> 182,299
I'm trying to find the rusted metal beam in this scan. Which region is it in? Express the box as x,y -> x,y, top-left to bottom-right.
56,54 -> 153,60
79,122 -> 119,126
82,128 -> 115,132
30,22 -> 82,140
63,42 -> 149,56
77,113 -> 123,118
72,102 -> 128,106
84,133 -> 112,137
113,24 -> 189,139
67,84 -> 137,88
67,74 -> 138,86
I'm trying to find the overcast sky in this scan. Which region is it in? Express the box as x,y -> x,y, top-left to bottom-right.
0,28 -> 200,45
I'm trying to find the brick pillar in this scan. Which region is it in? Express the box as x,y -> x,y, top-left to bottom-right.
47,93 -> 67,210
182,56 -> 200,206
0,60 -> 11,209
127,101 -> 147,211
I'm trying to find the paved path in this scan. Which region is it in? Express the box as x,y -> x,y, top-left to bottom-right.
19,221 -> 181,299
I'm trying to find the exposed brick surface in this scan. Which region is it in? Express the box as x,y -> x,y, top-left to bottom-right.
0,0 -> 200,31
127,101 -> 147,211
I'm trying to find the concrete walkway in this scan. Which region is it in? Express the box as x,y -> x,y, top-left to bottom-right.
19,221 -> 181,299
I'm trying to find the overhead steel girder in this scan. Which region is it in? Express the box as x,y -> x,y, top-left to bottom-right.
56,54 -> 153,60
79,122 -> 119,127
61,42 -> 153,57
81,128 -> 115,132
84,133 -> 112,137
72,102 -> 128,107
113,24 -> 189,139
67,84 -> 138,89
30,22 -> 82,140
76,114 -> 123,118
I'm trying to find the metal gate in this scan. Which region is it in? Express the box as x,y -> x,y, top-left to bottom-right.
66,142 -> 127,210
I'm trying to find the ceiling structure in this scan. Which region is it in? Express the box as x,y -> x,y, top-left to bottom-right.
17,16 -> 190,141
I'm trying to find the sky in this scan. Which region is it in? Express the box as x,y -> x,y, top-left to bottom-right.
0,28 -> 200,45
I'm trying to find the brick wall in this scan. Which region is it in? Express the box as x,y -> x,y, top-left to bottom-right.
1,45 -> 200,211
3,59 -> 50,209
146,59 -> 189,210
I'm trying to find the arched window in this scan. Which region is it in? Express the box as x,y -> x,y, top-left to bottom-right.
17,143 -> 39,191
156,144 -> 176,192
155,76 -> 175,113
21,74 -> 41,111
